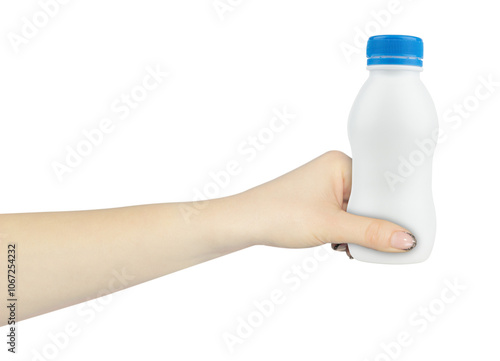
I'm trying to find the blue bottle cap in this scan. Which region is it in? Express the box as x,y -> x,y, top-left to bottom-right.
367,35 -> 423,66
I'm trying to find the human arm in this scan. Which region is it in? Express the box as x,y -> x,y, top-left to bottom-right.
0,151 -> 415,325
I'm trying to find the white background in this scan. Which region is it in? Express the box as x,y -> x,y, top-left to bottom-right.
1,0 -> 499,360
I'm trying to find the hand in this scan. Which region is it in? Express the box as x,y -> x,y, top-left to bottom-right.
228,151 -> 416,255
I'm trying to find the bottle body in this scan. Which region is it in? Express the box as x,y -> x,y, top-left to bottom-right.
347,65 -> 438,264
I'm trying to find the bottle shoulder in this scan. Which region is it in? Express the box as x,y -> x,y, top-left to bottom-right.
347,74 -> 438,137
349,75 -> 437,121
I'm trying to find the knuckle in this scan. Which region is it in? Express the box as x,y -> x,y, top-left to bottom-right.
364,220 -> 385,249
324,150 -> 344,161
322,151 -> 351,172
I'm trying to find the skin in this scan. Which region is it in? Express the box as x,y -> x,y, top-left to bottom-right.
0,151 -> 413,326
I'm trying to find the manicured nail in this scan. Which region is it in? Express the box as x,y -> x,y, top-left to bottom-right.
390,231 -> 417,251
331,243 -> 354,259
345,245 -> 353,259
333,243 -> 347,252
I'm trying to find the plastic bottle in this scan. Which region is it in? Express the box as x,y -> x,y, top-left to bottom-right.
347,35 -> 438,264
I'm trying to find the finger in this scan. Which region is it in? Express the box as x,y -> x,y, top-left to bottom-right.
334,152 -> 352,212
329,211 -> 417,253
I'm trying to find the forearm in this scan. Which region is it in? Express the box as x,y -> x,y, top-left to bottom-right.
0,197 -> 252,325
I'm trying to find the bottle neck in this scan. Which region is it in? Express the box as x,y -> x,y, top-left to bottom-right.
367,64 -> 422,78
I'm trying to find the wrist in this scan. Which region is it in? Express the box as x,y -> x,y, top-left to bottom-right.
194,193 -> 258,253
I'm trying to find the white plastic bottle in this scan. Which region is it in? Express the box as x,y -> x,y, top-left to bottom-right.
347,35 -> 438,264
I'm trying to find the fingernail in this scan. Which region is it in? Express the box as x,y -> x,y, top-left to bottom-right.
333,244 -> 347,252
345,245 -> 353,259
390,231 -> 417,251
331,243 -> 354,259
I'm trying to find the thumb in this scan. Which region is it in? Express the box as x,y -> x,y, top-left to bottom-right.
332,211 -> 417,253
